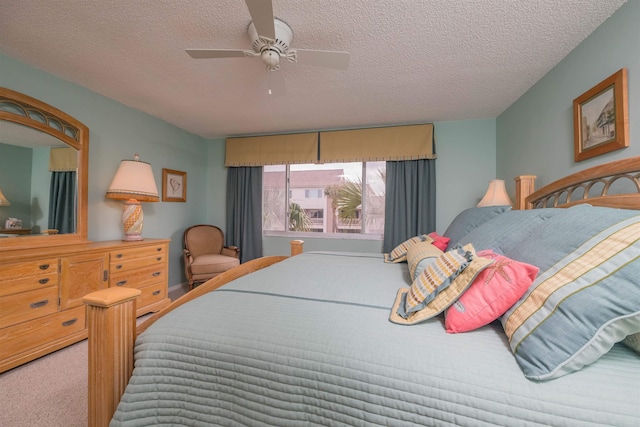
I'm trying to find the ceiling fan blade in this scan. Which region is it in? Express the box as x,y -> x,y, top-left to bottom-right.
186,49 -> 251,59
292,49 -> 351,70
245,0 -> 275,40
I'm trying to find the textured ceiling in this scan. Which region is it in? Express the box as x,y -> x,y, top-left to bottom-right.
0,0 -> 626,139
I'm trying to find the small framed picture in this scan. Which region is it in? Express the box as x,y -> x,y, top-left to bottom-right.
573,68 -> 628,162
162,168 -> 186,202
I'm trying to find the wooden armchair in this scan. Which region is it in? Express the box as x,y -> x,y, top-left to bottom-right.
183,225 -> 240,290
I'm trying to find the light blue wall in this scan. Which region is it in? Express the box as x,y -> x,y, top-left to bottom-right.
30,147 -> 51,232
497,1 -> 640,191
0,53 -> 209,286
0,143 -> 32,226
435,119 -> 496,233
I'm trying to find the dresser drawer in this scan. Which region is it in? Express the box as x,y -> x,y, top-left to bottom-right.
138,282 -> 167,309
0,271 -> 59,297
0,258 -> 58,293
0,286 -> 59,329
110,264 -> 166,289
0,306 -> 85,360
110,244 -> 166,263
111,253 -> 167,273
0,258 -> 58,280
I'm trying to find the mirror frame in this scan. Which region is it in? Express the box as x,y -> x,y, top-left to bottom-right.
0,87 -> 89,250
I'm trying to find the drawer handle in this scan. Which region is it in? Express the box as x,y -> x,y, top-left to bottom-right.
116,280 -> 128,286
62,318 -> 78,327
152,271 -> 161,277
39,264 -> 50,270
156,247 -> 162,252
30,300 -> 49,309
39,278 -> 50,284
152,290 -> 161,296
156,257 -> 162,261
115,264 -> 123,270
116,253 -> 123,259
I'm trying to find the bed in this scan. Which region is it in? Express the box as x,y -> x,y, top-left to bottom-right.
85,157 -> 640,426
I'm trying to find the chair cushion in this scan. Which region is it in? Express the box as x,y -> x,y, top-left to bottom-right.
191,254 -> 240,275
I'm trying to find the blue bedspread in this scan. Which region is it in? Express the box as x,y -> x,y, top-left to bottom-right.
112,252 -> 640,426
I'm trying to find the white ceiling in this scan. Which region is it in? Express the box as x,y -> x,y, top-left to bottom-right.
0,0 -> 626,139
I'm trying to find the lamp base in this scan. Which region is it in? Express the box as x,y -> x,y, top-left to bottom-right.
121,198 -> 144,241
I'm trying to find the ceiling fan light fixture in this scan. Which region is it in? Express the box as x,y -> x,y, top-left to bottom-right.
262,49 -> 280,70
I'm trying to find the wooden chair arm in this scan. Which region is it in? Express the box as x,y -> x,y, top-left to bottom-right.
222,246 -> 240,258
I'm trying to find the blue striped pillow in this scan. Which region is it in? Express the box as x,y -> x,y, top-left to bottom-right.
502,216 -> 640,380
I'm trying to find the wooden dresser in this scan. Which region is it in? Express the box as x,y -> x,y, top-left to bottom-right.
0,238 -> 171,373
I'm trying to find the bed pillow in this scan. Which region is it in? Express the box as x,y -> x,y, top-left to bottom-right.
443,206 -> 510,245
502,213 -> 640,380
406,240 -> 443,280
384,234 -> 432,263
445,250 -> 538,334
428,232 -> 450,251
389,244 -> 493,325
452,208 -> 563,253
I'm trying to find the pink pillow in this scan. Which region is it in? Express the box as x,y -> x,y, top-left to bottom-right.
445,250 -> 538,333
428,232 -> 450,251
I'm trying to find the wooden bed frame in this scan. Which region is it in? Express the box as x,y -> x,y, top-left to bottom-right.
83,157 -> 640,427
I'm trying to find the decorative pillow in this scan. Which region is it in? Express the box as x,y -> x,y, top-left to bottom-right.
443,206 -> 510,245
623,333 -> 640,354
389,244 -> 493,325
406,240 -> 443,280
502,215 -> 640,380
428,232 -> 450,251
445,250 -> 538,334
384,234 -> 432,263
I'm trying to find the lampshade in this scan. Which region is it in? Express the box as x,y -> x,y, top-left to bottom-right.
106,155 -> 159,202
477,179 -> 513,207
106,154 -> 159,241
0,189 -> 10,206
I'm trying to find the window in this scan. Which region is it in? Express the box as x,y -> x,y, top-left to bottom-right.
263,162 -> 386,237
305,189 -> 323,198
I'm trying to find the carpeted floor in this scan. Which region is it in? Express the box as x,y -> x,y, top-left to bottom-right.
0,283 -> 187,426
0,339 -> 89,427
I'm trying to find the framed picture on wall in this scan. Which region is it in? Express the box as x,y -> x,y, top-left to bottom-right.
573,68 -> 628,162
162,168 -> 187,202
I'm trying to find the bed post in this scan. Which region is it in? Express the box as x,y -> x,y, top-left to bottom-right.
515,175 -> 536,210
83,287 -> 141,427
290,239 -> 304,256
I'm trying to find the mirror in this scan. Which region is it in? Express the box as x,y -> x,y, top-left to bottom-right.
0,87 -> 89,250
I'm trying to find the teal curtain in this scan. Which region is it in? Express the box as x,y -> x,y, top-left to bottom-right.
48,171 -> 76,234
382,159 -> 436,253
226,167 -> 263,263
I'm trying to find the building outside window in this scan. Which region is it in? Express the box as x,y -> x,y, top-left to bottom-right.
263,162 -> 385,238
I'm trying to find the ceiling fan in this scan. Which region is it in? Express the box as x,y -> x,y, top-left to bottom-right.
185,0 -> 350,94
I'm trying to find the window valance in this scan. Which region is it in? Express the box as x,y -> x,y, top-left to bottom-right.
319,124 -> 435,163
48,147 -> 78,172
225,124 -> 435,166
225,133 -> 318,166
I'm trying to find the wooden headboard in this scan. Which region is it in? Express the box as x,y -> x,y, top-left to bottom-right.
515,156 -> 640,210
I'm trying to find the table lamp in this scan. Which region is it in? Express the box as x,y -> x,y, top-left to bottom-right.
477,179 -> 513,207
0,189 -> 10,206
105,154 -> 159,241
